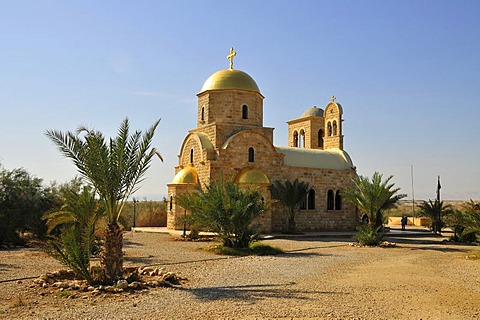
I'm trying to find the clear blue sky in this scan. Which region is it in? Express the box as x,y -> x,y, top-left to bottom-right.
1,1 -> 479,200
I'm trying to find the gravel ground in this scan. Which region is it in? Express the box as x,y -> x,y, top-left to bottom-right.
1,231 -> 479,320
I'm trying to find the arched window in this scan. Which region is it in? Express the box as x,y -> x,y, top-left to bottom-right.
190,149 -> 194,163
333,121 -> 338,136
248,147 -> 254,162
299,129 -> 305,148
242,105 -> 248,119
318,129 -> 324,148
335,190 -> 342,210
327,122 -> 332,136
293,131 -> 299,147
169,195 -> 173,211
307,189 -> 315,210
201,107 -> 204,121
327,189 -> 334,210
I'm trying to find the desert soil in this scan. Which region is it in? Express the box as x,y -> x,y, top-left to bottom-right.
1,230 -> 479,320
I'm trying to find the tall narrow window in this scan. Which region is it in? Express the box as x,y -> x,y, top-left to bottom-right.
190,149 -> 194,163
307,189 -> 315,210
335,190 -> 342,210
333,121 -> 338,136
169,195 -> 173,211
293,131 -> 299,147
242,105 -> 248,119
248,147 -> 254,162
327,122 -> 332,136
201,107 -> 205,121
327,189 -> 334,210
299,129 -> 305,148
318,129 -> 324,148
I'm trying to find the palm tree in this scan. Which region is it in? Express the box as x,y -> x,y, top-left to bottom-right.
418,199 -> 452,234
344,172 -> 406,229
176,178 -> 266,248
271,179 -> 310,234
46,118 -> 161,283
463,200 -> 480,237
42,185 -> 104,283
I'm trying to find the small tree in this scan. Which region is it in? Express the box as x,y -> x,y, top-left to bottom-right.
271,179 -> 310,234
344,172 -> 406,245
46,118 -> 161,283
176,178 -> 265,249
0,165 -> 57,245
42,185 -> 104,283
418,199 -> 452,234
444,200 -> 480,241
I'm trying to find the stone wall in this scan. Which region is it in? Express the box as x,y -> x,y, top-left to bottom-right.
197,90 -> 264,128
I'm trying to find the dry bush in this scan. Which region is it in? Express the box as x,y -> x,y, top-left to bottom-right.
121,199 -> 167,229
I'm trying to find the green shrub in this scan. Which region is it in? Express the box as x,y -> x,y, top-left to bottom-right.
208,242 -> 284,256
176,178 -> 266,249
355,224 -> 384,246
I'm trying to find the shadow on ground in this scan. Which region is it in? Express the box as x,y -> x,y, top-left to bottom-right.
183,282 -> 345,302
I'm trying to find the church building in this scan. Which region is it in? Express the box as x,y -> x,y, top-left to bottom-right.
167,49 -> 357,232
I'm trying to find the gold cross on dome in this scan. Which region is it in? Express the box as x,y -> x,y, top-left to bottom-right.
227,47 -> 237,69
331,95 -> 336,102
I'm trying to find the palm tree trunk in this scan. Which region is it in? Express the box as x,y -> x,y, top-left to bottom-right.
101,222 -> 123,283
288,209 -> 296,233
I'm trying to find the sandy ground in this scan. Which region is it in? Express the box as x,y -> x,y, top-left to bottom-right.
0,230 -> 479,320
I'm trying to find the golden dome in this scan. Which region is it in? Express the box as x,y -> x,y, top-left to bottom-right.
200,69 -> 260,94
171,165 -> 199,185
234,168 -> 270,185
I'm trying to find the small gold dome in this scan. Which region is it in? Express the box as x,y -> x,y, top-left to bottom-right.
200,69 -> 260,94
234,168 -> 270,185
171,165 -> 199,185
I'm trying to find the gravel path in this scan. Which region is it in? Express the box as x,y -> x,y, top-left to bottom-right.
1,232 -> 479,319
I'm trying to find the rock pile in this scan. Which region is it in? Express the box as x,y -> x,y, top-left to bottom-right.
31,266 -> 185,297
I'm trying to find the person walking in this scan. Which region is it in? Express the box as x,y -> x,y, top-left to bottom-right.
401,215 -> 407,231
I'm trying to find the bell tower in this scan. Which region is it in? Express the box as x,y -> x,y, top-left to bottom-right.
323,95 -> 343,150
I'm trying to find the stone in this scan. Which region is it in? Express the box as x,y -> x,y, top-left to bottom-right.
104,286 -> 115,292
139,266 -> 155,275
42,283 -> 49,289
53,282 -> 70,289
163,272 -> 180,285
116,280 -> 128,290
39,275 -> 49,281
127,281 -> 141,290
87,286 -> 95,292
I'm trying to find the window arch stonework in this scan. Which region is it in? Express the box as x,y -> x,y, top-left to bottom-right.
318,129 -> 324,148
335,190 -> 342,210
242,105 -> 248,119
299,129 -> 305,148
327,189 -> 334,210
307,189 -> 315,210
248,147 -> 254,162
